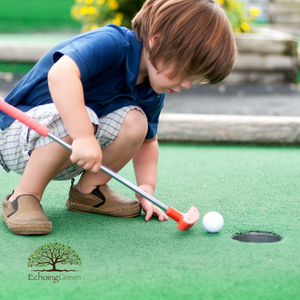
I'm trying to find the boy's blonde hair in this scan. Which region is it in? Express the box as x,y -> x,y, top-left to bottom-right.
132,0 -> 236,84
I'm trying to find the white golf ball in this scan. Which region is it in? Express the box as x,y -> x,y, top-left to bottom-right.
202,211 -> 224,233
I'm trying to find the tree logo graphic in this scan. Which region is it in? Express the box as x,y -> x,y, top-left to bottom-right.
28,243 -> 82,272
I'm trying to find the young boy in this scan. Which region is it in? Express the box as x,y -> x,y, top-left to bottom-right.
0,0 -> 236,235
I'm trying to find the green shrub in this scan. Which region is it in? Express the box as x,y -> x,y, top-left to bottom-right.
71,0 -> 261,33
217,0 -> 261,33
71,0 -> 144,31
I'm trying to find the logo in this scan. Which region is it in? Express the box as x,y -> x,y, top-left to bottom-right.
27,243 -> 82,283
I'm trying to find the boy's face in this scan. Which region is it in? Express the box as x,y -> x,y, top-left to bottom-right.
147,60 -> 195,94
143,35 -> 197,94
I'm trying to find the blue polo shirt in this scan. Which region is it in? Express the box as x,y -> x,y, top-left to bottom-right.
0,25 -> 165,139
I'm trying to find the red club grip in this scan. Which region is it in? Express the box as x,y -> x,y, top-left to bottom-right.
0,98 -> 50,137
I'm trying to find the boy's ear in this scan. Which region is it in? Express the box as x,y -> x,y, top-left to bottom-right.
148,34 -> 161,49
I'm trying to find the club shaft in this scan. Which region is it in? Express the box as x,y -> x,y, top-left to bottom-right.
48,133 -> 72,151
100,165 -> 168,211
48,133 -> 169,211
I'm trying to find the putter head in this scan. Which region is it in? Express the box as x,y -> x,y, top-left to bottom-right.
166,206 -> 200,231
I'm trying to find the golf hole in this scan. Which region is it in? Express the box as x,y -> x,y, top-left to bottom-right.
232,231 -> 282,243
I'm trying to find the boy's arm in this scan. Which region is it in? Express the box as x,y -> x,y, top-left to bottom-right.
48,55 -> 102,173
133,135 -> 168,222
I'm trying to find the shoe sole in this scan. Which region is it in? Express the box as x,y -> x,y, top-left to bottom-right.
66,200 -> 141,218
1,210 -> 52,235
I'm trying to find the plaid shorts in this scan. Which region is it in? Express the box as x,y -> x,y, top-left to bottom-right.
0,103 -> 144,180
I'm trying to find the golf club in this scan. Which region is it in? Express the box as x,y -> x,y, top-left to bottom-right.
0,97 -> 199,230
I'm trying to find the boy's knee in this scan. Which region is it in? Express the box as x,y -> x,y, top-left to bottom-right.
122,109 -> 148,141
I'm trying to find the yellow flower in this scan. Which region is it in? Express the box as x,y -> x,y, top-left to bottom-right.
249,6 -> 261,17
90,24 -> 99,30
241,22 -> 250,32
79,6 -> 89,15
216,0 -> 224,5
108,0 -> 119,10
97,0 -> 105,4
115,12 -> 123,19
71,7 -> 80,18
87,6 -> 97,14
85,0 -> 93,4
112,12 -> 123,25
112,18 -> 121,26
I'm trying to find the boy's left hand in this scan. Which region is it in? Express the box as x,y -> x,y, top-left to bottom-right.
135,185 -> 169,222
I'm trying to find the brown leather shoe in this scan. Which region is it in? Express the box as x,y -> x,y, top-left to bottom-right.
1,194 -> 52,235
66,183 -> 141,218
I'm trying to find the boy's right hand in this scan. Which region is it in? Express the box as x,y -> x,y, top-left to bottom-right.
70,135 -> 102,173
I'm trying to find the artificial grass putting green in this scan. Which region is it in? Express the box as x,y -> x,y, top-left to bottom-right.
1,144 -> 300,300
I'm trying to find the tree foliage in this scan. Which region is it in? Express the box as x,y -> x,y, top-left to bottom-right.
28,243 -> 82,272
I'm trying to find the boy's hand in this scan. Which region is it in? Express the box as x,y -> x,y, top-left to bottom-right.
70,135 -> 102,173
135,184 -> 168,222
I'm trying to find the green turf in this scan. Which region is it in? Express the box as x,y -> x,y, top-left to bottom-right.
1,144 -> 300,300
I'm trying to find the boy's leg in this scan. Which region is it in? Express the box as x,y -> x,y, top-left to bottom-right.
1,135 -> 74,235
9,135 -> 73,202
0,103 -> 91,235
66,109 -> 148,218
76,109 -> 148,194
1,105 -> 147,234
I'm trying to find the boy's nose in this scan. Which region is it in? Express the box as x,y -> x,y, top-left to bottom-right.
180,78 -> 192,90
